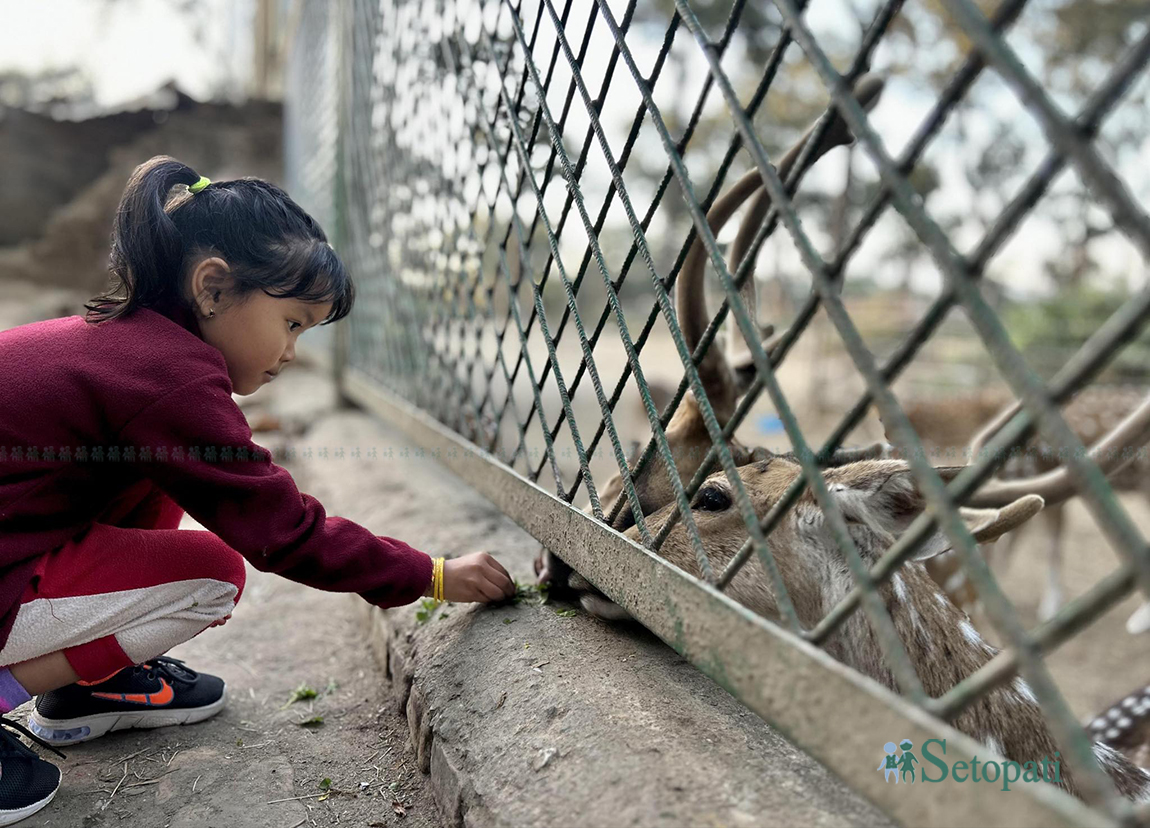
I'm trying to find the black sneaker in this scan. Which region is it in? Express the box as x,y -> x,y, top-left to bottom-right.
0,715 -> 64,826
28,656 -> 226,745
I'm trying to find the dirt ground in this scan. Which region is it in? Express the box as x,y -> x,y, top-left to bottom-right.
986,495 -> 1150,722
18,552 -> 445,828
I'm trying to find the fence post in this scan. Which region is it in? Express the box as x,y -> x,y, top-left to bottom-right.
332,0 -> 353,409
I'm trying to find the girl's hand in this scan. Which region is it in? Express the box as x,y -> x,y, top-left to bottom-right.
428,552 -> 515,603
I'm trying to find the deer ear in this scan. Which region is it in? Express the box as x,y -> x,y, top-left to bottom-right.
842,464 -> 968,562
865,465 -> 965,525
873,474 -> 1043,561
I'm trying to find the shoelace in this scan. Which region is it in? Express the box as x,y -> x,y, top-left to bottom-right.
0,715 -> 65,760
133,655 -> 198,683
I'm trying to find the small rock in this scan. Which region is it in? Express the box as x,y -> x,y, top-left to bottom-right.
533,747 -> 557,771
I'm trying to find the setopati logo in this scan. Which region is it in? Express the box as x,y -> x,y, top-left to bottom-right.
878,739 -> 920,783
878,739 -> 1061,792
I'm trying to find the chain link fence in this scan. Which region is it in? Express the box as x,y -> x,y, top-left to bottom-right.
285,1 -> 1150,824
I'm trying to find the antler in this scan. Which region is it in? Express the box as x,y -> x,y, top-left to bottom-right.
676,73 -> 886,423
963,391 -> 1150,508
725,74 -> 886,390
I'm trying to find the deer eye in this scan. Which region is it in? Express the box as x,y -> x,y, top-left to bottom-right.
693,485 -> 731,512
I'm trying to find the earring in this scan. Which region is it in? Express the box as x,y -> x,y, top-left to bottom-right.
208,308 -> 215,318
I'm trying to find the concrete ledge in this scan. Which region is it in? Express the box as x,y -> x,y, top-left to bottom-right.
298,408 -> 893,828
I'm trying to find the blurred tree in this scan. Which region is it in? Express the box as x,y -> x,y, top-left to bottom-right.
905,0 -> 1150,296
1003,283 -> 1150,381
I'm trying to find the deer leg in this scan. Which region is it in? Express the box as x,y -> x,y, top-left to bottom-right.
1127,601 -> 1150,634
1037,504 -> 1065,622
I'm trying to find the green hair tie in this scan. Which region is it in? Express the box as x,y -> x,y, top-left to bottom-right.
189,176 -> 211,194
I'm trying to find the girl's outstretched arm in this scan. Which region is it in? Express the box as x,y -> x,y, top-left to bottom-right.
117,372 -> 515,606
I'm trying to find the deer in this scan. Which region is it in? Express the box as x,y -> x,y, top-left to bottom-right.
530,77 -> 1150,803
534,72 -> 891,597
897,386 -> 1150,631
534,72 -> 1047,617
544,349 -> 1150,803
608,451 -> 1150,800
546,383 -> 1150,802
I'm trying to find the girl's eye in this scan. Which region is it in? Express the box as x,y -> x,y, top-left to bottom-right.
289,321 -> 302,332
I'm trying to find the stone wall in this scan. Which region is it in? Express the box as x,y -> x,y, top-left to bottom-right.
0,84 -> 282,296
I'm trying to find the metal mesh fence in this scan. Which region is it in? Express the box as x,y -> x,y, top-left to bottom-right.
285,0 -> 1150,823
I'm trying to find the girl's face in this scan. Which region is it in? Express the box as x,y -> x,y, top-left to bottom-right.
189,257 -> 333,396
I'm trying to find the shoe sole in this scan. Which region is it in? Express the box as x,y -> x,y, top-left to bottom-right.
0,787 -> 57,826
27,687 -> 227,745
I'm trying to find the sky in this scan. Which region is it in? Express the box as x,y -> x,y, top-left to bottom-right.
0,0 -> 256,108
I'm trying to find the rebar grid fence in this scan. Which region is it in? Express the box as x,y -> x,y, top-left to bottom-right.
285,0 -> 1150,824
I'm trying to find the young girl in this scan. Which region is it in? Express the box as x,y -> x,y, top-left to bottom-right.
0,155 -> 516,824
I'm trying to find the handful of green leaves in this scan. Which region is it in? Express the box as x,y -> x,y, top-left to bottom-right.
512,580 -> 549,606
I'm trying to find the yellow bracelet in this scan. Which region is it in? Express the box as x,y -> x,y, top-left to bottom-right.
432,557 -> 445,603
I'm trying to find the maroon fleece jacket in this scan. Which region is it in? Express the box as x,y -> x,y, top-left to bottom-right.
0,301 -> 433,653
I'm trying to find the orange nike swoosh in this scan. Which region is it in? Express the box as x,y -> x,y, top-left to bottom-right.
91,678 -> 175,706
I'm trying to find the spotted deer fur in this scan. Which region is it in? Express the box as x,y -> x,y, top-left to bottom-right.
1088,683 -> 1150,771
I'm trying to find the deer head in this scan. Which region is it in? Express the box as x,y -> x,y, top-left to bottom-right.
611,73 -> 888,530
631,456 -> 1023,628
536,73 -> 888,588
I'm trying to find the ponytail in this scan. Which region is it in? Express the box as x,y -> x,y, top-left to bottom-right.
85,154 -> 353,326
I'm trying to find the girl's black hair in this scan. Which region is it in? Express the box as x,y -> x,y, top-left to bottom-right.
84,155 -> 354,326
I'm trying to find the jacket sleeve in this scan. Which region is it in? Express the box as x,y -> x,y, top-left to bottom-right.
115,373 -> 433,608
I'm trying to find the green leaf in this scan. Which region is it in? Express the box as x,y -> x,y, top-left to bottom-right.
502,617 -> 516,625
320,778 -> 332,790
299,715 -> 325,727
512,580 -> 551,607
555,609 -> 578,618
280,683 -> 318,709
415,597 -> 440,625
